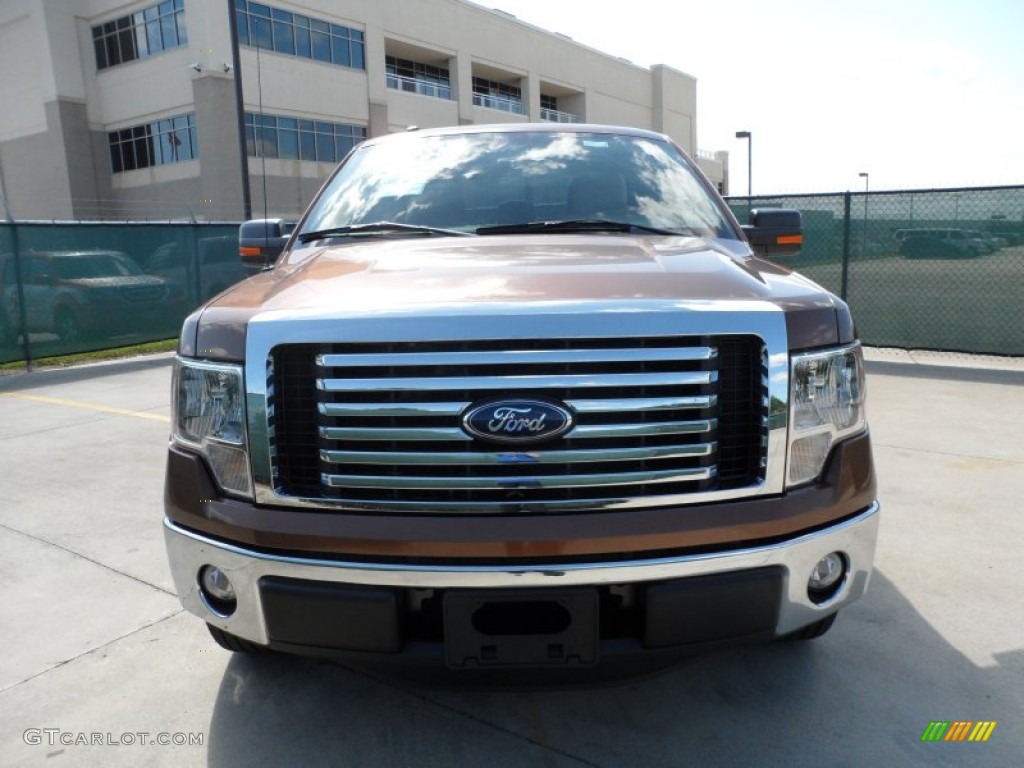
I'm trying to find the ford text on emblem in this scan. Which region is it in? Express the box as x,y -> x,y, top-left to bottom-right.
462,400 -> 574,444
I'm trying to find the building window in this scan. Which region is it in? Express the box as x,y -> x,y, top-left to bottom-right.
540,94 -> 579,123
386,56 -> 451,100
471,77 -> 523,115
108,113 -> 198,173
244,113 -> 365,164
93,0 -> 187,70
234,1 -> 365,69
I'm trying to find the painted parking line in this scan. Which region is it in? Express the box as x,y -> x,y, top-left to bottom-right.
0,392 -> 171,423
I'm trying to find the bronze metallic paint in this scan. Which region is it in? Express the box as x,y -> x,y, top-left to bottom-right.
165,432 -> 875,561
189,236 -> 847,359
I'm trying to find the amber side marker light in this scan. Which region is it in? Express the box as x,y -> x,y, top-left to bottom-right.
776,235 -> 804,245
239,246 -> 262,256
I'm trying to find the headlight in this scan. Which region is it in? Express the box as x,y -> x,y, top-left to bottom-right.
172,358 -> 253,498
787,343 -> 866,486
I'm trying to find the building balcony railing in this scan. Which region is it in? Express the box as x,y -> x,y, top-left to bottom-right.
540,107 -> 579,124
472,92 -> 525,115
387,74 -> 452,101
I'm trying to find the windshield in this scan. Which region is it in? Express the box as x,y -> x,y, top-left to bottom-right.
300,130 -> 736,239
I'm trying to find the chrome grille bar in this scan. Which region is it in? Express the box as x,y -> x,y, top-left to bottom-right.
319,419 -> 716,442
317,371 -> 716,392
321,466 -> 713,490
319,401 -> 467,417
316,346 -> 716,368
320,442 -> 715,466
317,395 -> 718,419
568,395 -> 717,413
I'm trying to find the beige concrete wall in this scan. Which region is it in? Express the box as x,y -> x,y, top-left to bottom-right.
236,50 -> 371,125
696,155 -> 728,195
2,0 -> 723,220
65,0 -> 701,141
652,65 -> 697,155
0,2 -> 48,142
386,91 -> 460,132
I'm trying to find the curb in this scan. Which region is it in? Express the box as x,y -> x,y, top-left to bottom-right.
0,351 -> 176,391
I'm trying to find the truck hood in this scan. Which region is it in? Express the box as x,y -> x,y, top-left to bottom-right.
188,235 -> 852,360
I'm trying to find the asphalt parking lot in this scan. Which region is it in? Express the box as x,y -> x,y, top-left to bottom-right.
1,352 -> 1022,767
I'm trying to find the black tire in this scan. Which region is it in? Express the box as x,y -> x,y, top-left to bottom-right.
54,307 -> 81,344
781,613 -> 837,641
207,623 -> 267,654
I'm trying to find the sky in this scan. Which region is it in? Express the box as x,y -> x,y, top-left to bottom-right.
487,0 -> 1024,195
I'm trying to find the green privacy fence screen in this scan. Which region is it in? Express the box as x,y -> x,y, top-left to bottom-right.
2,186 -> 1023,364
0,222 -> 241,364
728,185 -> 1024,356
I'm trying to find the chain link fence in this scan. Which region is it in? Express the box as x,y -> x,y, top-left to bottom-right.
2,184 -> 1023,365
0,221 -> 242,364
728,185 -> 1024,356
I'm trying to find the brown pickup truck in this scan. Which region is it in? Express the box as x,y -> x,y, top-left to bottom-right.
164,124 -> 877,679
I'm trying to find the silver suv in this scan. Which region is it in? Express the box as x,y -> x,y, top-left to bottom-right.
0,250 -> 183,345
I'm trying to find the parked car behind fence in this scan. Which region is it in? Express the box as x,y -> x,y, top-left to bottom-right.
896,228 -> 984,259
0,250 -> 184,350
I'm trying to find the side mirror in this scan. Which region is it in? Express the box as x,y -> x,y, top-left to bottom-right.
741,208 -> 803,258
239,219 -> 296,270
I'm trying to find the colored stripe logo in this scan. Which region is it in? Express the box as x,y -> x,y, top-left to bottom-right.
921,721 -> 996,742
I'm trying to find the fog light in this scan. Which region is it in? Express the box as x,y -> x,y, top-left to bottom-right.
199,565 -> 237,616
808,552 -> 846,603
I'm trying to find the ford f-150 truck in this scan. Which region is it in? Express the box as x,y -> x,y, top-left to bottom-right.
164,124 -> 878,679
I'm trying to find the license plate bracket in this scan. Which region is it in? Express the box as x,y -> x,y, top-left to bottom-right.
443,589 -> 599,669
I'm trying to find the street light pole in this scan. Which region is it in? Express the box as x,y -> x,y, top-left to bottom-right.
735,131 -> 752,197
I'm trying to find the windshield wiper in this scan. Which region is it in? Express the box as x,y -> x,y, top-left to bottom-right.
298,221 -> 473,243
475,219 -> 686,236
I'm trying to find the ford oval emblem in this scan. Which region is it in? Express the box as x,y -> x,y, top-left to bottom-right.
462,400 -> 574,444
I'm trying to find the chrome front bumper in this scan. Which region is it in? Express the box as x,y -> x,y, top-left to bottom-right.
164,501 -> 879,647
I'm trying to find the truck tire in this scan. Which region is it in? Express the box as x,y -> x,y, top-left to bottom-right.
781,613 -> 837,641
207,623 -> 267,654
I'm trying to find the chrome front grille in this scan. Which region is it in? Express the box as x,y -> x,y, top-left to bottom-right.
268,335 -> 767,513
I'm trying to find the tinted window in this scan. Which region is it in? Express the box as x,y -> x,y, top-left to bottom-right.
92,0 -> 187,70
234,0 -> 364,69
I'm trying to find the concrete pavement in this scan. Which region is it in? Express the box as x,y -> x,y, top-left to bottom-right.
0,352 -> 1021,767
